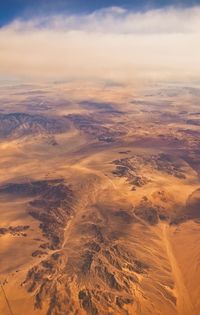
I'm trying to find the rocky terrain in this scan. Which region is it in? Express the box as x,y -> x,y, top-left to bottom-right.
0,225 -> 29,237
0,179 -> 74,250
0,112 -> 69,139
0,83 -> 200,315
67,113 -> 126,143
112,153 -> 186,191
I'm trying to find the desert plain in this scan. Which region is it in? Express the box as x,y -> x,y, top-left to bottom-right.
0,82 -> 200,315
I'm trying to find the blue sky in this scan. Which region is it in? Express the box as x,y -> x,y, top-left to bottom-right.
0,0 -> 199,26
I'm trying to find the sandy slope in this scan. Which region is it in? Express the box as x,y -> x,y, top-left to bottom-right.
161,224 -> 194,315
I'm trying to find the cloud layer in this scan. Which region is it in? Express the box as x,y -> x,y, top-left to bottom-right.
1,6 -> 200,83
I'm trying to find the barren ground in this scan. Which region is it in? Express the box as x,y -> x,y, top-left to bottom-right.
0,82 -> 200,315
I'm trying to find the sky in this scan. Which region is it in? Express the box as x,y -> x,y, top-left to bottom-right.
0,0 -> 199,25
0,1 -> 200,84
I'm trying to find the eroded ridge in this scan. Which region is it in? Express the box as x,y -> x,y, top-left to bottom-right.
0,179 -> 74,250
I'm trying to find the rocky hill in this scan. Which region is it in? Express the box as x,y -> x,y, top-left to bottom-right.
0,112 -> 69,138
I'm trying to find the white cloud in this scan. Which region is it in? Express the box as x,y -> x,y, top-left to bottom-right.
0,6 -> 200,83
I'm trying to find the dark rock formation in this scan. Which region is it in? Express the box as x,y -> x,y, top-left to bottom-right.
67,114 -> 124,143
0,179 -> 74,249
134,198 -> 159,225
0,112 -> 69,138
0,225 -> 29,236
